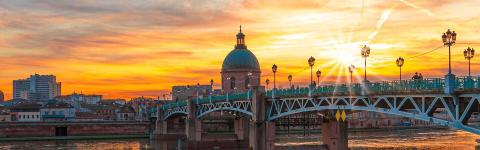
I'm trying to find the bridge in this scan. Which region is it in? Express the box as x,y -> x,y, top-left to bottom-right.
152,76 -> 480,150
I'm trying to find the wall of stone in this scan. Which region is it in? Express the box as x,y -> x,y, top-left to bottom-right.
0,122 -> 152,138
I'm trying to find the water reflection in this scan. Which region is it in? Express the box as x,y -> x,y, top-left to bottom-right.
0,129 -> 478,150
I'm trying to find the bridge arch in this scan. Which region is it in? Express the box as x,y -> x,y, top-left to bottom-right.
163,105 -> 188,120
196,101 -> 253,119
267,95 -> 480,135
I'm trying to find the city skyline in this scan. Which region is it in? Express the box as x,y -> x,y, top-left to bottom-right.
1,1 -> 480,99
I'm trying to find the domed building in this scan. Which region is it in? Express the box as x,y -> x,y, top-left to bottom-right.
221,27 -> 261,93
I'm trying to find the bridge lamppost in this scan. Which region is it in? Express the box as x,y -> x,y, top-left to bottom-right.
442,29 -> 457,94
316,69 -> 321,87
266,78 -> 270,90
288,74 -> 292,88
348,64 -> 355,83
210,79 -> 214,92
442,29 -> 457,75
396,57 -> 404,81
361,45 -> 371,82
464,47 -> 475,76
272,64 -> 278,89
308,56 -> 315,85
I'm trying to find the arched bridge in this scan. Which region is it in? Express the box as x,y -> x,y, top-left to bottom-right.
159,76 -> 480,135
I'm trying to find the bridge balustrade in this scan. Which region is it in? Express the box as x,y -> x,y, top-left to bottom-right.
161,76 -> 480,111
456,76 -> 480,90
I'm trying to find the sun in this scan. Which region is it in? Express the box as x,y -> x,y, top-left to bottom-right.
321,43 -> 362,66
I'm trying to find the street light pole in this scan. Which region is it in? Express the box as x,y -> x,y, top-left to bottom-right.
396,57 -> 405,81
464,47 -> 475,76
266,79 -> 270,90
442,29 -> 457,75
348,65 -> 355,83
442,29 -> 457,94
361,45 -> 371,82
308,56 -> 315,85
288,74 -> 292,88
272,64 -> 277,89
316,70 -> 321,87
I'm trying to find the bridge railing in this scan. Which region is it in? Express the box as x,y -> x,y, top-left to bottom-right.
161,90 -> 253,110
266,76 -> 480,98
161,76 -> 480,110
455,76 -> 480,90
161,100 -> 188,110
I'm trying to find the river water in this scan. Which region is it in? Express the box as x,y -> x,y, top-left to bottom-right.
0,129 -> 479,150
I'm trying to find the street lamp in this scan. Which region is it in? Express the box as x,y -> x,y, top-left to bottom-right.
442,29 -> 457,74
442,29 -> 457,94
348,64 -> 355,83
464,47 -> 475,76
316,69 -> 321,86
361,45 -> 371,82
396,57 -> 405,81
266,78 -> 270,90
308,56 -> 315,85
272,64 -> 277,89
209,79 -> 214,94
288,74 -> 292,88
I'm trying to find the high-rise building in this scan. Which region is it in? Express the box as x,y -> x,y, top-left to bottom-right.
0,90 -> 4,103
13,74 -> 61,101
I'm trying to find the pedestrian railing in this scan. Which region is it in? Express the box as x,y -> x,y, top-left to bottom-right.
162,76 -> 480,110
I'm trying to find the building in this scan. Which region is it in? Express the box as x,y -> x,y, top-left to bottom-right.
128,97 -> 156,121
101,99 -> 126,106
13,74 -> 61,101
0,106 -> 11,122
116,106 -> 135,121
221,27 -> 261,93
0,90 -> 4,103
99,99 -> 126,106
56,93 -> 102,110
40,102 -> 76,121
172,85 -> 212,101
9,103 -> 42,122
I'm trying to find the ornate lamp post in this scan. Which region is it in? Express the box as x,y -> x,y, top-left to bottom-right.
464,47 -> 475,76
442,29 -> 457,75
316,70 -> 321,86
361,45 -> 371,82
308,56 -> 315,85
272,64 -> 278,89
266,79 -> 270,90
288,74 -> 292,88
348,64 -> 355,83
442,29 -> 457,94
396,57 -> 405,81
210,79 -> 214,92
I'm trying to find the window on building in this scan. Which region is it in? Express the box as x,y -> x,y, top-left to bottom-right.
230,77 -> 236,90
245,77 -> 250,89
37,115 -> 39,118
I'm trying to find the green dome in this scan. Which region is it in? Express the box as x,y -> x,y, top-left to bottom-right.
222,48 -> 260,71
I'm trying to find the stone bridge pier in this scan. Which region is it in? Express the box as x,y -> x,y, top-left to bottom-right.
321,111 -> 348,150
249,86 -> 275,150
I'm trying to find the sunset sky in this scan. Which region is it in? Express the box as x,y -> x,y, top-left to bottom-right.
1,0 -> 479,100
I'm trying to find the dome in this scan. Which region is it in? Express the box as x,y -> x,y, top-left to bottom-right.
222,47 -> 260,71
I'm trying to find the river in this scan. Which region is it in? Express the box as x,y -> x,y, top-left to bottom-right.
0,129 -> 479,150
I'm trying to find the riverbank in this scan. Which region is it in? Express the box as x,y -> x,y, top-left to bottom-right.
0,134 -> 149,142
